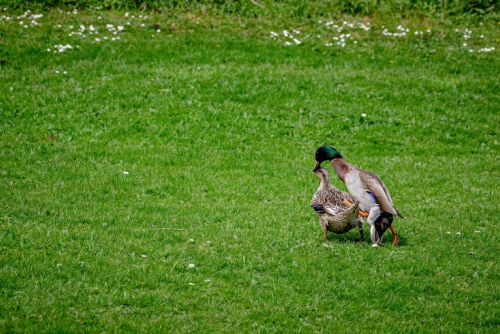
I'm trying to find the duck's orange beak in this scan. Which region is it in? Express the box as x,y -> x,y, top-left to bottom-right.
313,161 -> 321,172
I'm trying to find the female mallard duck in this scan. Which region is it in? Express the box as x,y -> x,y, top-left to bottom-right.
311,167 -> 364,241
313,146 -> 402,247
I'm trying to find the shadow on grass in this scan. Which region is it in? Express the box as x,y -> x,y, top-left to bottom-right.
321,229 -> 407,247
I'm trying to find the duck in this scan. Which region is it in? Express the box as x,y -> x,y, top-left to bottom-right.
311,167 -> 364,241
313,146 -> 402,246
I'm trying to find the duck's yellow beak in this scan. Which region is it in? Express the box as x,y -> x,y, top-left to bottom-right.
313,161 -> 321,172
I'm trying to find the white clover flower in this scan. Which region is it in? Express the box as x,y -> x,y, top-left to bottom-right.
187,263 -> 195,269
478,47 -> 495,53
54,44 -> 73,53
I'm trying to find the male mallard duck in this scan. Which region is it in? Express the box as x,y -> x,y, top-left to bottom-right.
313,146 -> 402,246
311,167 -> 364,241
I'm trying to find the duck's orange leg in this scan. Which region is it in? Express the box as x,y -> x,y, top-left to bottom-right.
389,225 -> 399,246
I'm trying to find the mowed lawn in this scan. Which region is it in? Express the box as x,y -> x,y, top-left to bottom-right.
0,6 -> 499,333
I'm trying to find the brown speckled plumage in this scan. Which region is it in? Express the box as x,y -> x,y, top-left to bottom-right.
311,168 -> 363,241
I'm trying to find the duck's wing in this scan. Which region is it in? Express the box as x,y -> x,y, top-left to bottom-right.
311,187 -> 354,216
359,170 -> 403,217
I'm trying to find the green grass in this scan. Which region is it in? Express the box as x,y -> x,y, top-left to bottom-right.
1,4 -> 499,333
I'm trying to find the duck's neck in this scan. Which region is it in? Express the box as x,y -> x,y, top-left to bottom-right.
318,174 -> 330,190
331,158 -> 350,181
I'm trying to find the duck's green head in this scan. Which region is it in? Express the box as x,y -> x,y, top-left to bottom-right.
313,146 -> 342,171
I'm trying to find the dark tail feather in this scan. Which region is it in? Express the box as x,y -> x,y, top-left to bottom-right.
375,212 -> 394,237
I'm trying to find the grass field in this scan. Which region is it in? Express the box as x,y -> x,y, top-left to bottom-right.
0,3 -> 499,333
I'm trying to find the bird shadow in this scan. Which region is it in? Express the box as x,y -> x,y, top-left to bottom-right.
323,230 -> 406,247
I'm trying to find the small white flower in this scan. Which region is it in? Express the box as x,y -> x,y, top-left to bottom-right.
456,232 -> 461,235
122,171 -> 129,175
187,263 -> 195,269
188,282 -> 195,286
361,113 -> 367,118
